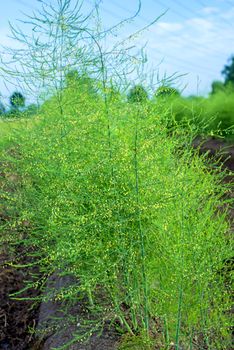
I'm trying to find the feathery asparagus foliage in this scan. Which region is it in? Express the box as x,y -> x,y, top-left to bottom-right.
8,86 -> 231,348
0,1 -> 232,348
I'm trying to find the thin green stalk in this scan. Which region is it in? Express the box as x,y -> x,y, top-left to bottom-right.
111,294 -> 134,335
175,182 -> 185,349
189,328 -> 193,350
164,316 -> 170,349
92,28 -> 141,333
87,287 -> 94,308
133,107 -> 149,332
175,286 -> 183,350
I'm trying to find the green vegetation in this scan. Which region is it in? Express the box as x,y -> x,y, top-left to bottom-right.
154,87 -> 234,140
2,79 -> 231,349
155,85 -> 180,98
222,55 -> 234,86
10,91 -> 25,110
0,1 -> 233,349
0,119 -> 28,150
127,85 -> 149,103
0,100 -> 5,115
2,82 -> 234,141
0,91 -> 29,119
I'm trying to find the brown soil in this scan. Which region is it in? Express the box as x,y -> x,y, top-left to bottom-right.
193,136 -> 234,171
0,137 -> 233,350
0,252 -> 41,350
193,137 -> 234,227
35,273 -> 122,350
0,163 -> 41,349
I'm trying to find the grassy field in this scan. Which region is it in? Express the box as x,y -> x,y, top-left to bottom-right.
0,119 -> 17,148
0,118 -> 35,151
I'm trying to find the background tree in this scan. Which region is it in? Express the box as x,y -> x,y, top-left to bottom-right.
10,91 -> 25,110
210,80 -> 225,95
222,55 -> 234,85
25,103 -> 38,116
0,100 -> 5,115
65,70 -> 98,98
127,84 -> 148,103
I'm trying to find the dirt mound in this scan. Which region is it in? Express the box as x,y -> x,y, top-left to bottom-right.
0,251 -> 41,350
36,273 -> 120,350
0,160 -> 41,350
193,137 -> 234,171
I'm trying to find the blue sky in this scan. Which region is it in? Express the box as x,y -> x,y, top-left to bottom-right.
0,0 -> 234,102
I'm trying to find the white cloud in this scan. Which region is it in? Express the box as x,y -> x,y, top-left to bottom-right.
221,7 -> 234,20
187,18 -> 214,31
132,6 -> 234,95
202,7 -> 219,15
156,22 -> 183,32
